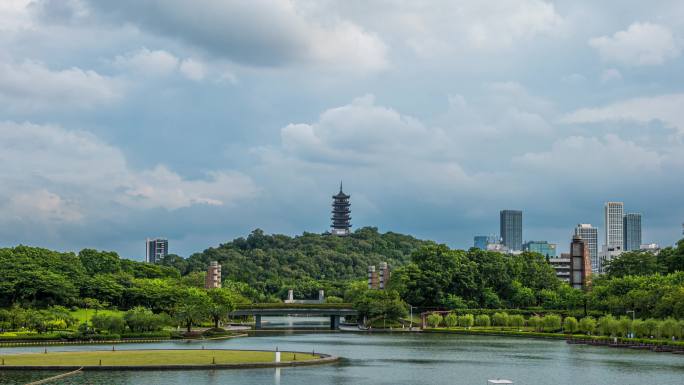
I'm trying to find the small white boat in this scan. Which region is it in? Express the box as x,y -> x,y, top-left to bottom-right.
487,380 -> 514,384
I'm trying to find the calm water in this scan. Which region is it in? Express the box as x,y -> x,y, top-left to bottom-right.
2,322 -> 683,385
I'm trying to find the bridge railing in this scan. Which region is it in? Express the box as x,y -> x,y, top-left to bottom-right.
235,303 -> 354,310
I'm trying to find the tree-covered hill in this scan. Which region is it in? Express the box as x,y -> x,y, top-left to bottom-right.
161,227 -> 433,298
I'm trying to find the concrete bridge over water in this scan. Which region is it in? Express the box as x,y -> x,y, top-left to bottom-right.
231,304 -> 358,330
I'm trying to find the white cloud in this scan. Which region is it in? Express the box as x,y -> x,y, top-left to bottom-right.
560,93 -> 684,135
589,22 -> 681,66
113,47 -> 179,76
0,121 -> 258,223
87,0 -> 388,73
0,60 -> 124,111
179,58 -> 206,81
0,0 -> 33,32
600,68 -> 622,83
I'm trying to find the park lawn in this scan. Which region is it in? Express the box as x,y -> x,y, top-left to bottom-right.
0,349 -> 318,366
69,308 -> 125,324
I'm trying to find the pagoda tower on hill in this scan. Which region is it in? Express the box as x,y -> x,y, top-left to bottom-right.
331,182 -> 351,236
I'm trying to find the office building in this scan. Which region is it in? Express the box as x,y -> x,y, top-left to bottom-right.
570,235 -> 591,289
574,224 -> 599,273
623,213 -> 642,251
604,202 -> 624,250
598,245 -> 622,274
523,241 -> 556,258
205,261 -> 222,289
331,182 -> 351,236
640,243 -> 660,254
145,238 -> 168,263
500,210 -> 523,251
474,235 -> 498,250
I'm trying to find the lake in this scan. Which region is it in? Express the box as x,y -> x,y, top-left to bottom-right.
2,323 -> 683,384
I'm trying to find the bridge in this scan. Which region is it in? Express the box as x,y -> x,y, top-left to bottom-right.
231,304 -> 358,330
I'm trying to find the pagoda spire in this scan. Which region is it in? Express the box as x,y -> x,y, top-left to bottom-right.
331,182 -> 351,236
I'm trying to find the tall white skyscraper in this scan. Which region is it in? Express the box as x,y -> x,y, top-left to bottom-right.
575,224 -> 599,273
604,202 -> 624,249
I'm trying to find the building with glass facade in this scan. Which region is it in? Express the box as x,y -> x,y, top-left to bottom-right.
523,240 -> 556,258
604,202 -> 624,250
474,235 -> 498,250
500,210 -> 523,251
623,213 -> 642,251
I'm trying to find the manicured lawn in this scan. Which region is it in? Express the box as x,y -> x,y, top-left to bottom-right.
69,308 -> 125,324
0,349 -> 317,366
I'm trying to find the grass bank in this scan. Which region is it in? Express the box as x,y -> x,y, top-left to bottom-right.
0,349 -> 318,367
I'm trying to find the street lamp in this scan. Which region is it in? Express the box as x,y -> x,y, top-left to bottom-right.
626,310 -> 635,338
407,304 -> 415,331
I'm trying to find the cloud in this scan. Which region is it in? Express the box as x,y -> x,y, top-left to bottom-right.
0,59 -> 124,111
589,22 -> 681,66
0,121 -> 258,224
113,47 -> 179,76
600,68 -> 622,83
87,0 -> 388,72
560,93 -> 684,135
179,58 -> 206,81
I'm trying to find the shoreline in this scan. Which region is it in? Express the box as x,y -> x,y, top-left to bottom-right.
0,349 -> 339,371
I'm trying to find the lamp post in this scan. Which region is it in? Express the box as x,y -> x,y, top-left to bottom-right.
408,304 -> 414,331
626,310 -> 635,338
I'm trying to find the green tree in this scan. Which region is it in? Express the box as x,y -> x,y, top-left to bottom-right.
579,317 -> 596,335
527,315 -> 542,331
174,288 -> 211,332
563,316 -> 578,333
492,312 -> 509,327
541,314 -> 562,332
510,281 -> 536,308
427,313 -> 443,328
444,313 -> 458,328
509,314 -> 525,329
475,314 -> 491,327
353,290 -> 407,327
458,314 -> 474,328
207,288 -> 237,328
605,251 -> 662,278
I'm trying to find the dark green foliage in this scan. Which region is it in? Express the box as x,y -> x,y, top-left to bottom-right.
605,251 -> 663,277
177,227 -> 430,298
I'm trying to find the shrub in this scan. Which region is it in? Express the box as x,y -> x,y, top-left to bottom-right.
509,315 -> 525,329
458,314 -> 474,328
475,314 -> 491,327
541,315 -> 561,332
492,312 -> 509,327
527,316 -> 542,331
91,314 -> 125,334
427,313 -> 443,328
444,313 -> 458,328
325,296 -> 344,304
563,317 -> 578,333
579,317 -> 596,335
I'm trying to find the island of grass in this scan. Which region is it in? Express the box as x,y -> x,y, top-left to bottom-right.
0,349 -> 338,370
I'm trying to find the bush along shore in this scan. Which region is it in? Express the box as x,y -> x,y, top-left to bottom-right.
421,311 -> 684,353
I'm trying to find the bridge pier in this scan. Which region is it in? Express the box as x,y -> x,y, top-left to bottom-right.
255,315 -> 262,330
330,315 -> 340,330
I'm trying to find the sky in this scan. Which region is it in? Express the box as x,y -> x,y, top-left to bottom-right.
1,0 -> 684,259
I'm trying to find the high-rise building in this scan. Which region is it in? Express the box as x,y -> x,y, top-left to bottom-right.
523,241 -> 557,258
623,213 -> 642,251
331,182 -> 351,236
145,238 -> 168,263
205,261 -> 222,289
474,235 -> 498,250
570,235 -> 591,289
500,210 -> 523,251
604,202 -> 624,250
574,224 -> 599,273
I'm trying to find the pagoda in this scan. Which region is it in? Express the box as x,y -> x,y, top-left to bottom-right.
331,182 -> 351,236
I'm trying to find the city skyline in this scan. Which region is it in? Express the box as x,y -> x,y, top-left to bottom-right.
1,1 -> 683,258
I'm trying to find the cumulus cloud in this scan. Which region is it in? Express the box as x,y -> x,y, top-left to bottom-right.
113,47 -> 179,76
87,0 -> 388,72
0,121 -> 258,224
179,58 -> 206,81
0,60 -> 124,111
589,22 -> 681,66
560,94 -> 684,135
